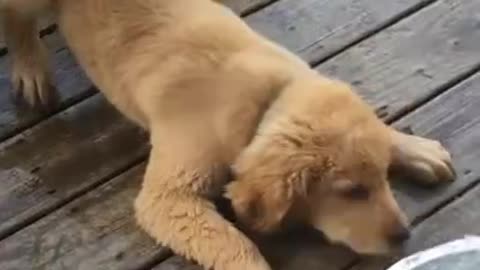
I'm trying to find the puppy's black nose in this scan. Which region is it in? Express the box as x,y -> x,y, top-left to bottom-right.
388,226 -> 411,245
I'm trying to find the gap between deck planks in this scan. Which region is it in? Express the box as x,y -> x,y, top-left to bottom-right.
0,0 -> 475,268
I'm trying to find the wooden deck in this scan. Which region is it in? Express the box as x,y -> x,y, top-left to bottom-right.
0,0 -> 479,269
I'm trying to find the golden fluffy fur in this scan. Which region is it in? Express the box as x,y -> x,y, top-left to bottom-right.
2,0 -> 455,269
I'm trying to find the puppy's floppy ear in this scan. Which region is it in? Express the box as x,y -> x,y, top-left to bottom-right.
225,167 -> 314,233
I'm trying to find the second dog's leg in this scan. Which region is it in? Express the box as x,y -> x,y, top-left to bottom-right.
2,2 -> 58,110
389,128 -> 456,185
135,135 -> 271,270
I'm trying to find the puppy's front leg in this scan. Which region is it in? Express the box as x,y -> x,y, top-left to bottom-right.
135,142 -> 271,270
389,128 -> 456,186
2,2 -> 58,110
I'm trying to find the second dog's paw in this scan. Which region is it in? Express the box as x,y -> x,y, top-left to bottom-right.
11,62 -> 58,111
391,132 -> 456,186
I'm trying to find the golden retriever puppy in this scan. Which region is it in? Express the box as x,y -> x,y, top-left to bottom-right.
2,0 -> 455,269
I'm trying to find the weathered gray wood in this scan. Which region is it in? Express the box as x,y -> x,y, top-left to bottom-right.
0,164 -> 173,270
152,257 -> 203,270
224,0 -> 277,15
318,0 -> 480,121
245,0 -> 428,63
0,94 -> 148,239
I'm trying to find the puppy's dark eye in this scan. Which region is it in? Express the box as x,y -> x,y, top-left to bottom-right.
342,185 -> 370,200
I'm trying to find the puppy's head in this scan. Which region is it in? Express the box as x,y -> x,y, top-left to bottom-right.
226,77 -> 409,255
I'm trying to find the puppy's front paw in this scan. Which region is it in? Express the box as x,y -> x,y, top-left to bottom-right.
11,62 -> 58,111
391,131 -> 456,186
10,39 -> 58,111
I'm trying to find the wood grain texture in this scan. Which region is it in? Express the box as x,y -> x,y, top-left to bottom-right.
223,0 -> 277,15
245,0 -> 426,63
152,257 -> 203,270
0,164 -> 173,270
318,0 -> 480,121
0,95 -> 148,239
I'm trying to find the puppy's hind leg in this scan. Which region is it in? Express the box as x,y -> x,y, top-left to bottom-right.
2,0 -> 58,110
135,132 -> 271,270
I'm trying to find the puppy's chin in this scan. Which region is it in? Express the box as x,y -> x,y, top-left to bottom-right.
342,242 -> 394,257
319,229 -> 394,256
351,246 -> 392,257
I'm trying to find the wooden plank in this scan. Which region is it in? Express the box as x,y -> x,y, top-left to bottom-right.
317,0 -> 480,120
152,257 -> 203,270
0,94 -> 148,239
245,0 -> 428,63
0,164 -> 173,270
223,0 -> 277,15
